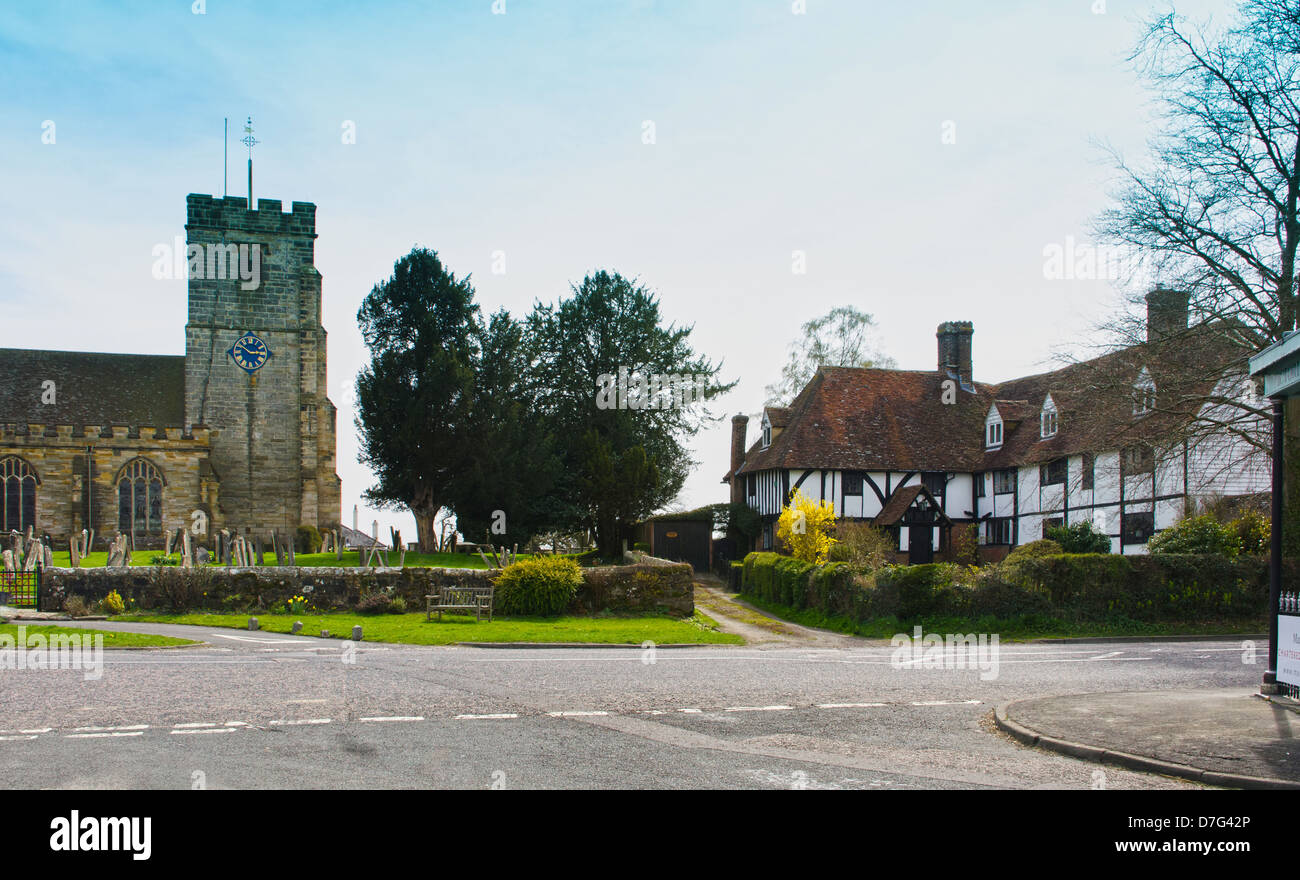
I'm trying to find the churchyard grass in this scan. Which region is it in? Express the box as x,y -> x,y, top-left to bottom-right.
121,610 -> 744,646
0,623 -> 198,649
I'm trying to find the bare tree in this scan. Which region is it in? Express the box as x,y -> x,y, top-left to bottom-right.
1090,0 -> 1300,527
764,306 -> 896,407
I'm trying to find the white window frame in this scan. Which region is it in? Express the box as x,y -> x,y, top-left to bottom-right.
1133,367 -> 1156,416
1040,393 -> 1058,438
985,404 -> 1004,449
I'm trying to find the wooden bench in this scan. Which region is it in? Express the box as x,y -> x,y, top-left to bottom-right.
426,584 -> 494,622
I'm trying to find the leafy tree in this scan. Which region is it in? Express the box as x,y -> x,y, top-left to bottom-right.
525,270 -> 734,557
765,306 -> 895,406
447,309 -> 563,547
1045,521 -> 1112,554
355,247 -> 479,552
776,489 -> 837,564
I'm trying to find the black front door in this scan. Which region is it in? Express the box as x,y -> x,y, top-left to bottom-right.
908,524 -> 934,564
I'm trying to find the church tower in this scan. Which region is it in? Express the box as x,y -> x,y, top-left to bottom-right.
183,194 -> 341,537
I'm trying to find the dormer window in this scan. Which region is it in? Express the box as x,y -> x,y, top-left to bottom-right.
761,413 -> 772,449
985,404 -> 1004,449
1040,394 -> 1058,439
1133,367 -> 1156,416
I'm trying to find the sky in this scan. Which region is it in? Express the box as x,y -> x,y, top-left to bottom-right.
0,0 -> 1233,540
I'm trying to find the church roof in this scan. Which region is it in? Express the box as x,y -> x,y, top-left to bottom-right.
0,348 -> 186,427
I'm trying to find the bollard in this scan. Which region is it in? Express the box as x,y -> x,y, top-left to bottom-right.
321,630 -> 330,638
248,617 -> 258,631
291,621 -> 303,634
352,625 -> 363,641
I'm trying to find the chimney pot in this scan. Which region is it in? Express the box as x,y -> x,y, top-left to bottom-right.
936,321 -> 974,385
1145,287 -> 1189,341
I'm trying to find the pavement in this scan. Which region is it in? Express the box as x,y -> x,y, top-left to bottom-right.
996,687 -> 1300,789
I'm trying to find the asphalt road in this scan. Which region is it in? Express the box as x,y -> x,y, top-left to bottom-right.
0,622 -> 1265,789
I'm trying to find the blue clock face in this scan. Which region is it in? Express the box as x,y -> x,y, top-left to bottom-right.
228,332 -> 271,374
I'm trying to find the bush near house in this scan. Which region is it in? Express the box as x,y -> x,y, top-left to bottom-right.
1045,521 -> 1111,554
1148,514 -> 1240,557
739,550 -> 1274,625
776,490 -> 837,565
1231,510 -> 1270,555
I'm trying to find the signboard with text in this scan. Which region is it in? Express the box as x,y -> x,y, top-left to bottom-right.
1279,615 -> 1300,688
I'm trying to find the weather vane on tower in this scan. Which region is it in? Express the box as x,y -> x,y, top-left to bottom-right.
242,116 -> 260,207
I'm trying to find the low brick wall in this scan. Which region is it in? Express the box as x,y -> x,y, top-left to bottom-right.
39,562 -> 694,617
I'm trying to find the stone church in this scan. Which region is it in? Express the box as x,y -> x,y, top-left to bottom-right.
0,194 -> 341,548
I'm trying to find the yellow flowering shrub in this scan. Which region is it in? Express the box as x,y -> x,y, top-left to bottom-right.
776,489 -> 837,564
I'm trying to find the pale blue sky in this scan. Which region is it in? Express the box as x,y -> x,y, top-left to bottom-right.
0,0 -> 1230,538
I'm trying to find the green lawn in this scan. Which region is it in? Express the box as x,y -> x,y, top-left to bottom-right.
0,622 -> 198,649
48,550 -> 509,569
121,610 -> 743,646
737,594 -> 1266,641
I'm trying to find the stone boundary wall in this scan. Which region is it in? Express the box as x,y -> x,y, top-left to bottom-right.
39,562 -> 694,617
622,550 -> 679,567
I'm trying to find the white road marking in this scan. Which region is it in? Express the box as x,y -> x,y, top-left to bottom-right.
172,722 -> 217,729
65,731 -> 144,739
679,708 -> 703,714
206,633 -> 313,644
724,705 -> 794,712
911,699 -> 982,706
224,721 -> 249,727
359,715 -> 424,723
269,718 -> 331,726
816,702 -> 887,709
455,713 -> 518,720
170,727 -> 235,736
0,735 -> 38,742
72,724 -> 149,732
547,711 -> 609,717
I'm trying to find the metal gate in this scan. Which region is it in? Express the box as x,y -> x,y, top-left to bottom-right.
0,570 -> 39,608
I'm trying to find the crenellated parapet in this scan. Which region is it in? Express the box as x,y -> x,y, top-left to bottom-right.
0,423 -> 211,450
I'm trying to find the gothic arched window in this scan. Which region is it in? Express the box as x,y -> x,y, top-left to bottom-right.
0,457 -> 39,533
116,458 -> 164,535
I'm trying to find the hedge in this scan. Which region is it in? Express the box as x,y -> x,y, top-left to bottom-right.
740,550 -> 1286,623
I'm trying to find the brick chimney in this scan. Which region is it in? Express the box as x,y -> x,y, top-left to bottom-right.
730,414 -> 749,505
936,321 -> 974,386
1145,287 -> 1189,341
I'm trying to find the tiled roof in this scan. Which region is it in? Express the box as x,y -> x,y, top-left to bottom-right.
764,406 -> 792,427
874,484 -> 952,525
736,367 -> 997,475
733,324 -> 1246,479
0,348 -> 186,427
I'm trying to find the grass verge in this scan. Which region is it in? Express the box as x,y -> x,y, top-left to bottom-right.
121,610 -> 743,646
0,622 -> 198,648
736,593 -> 1266,641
